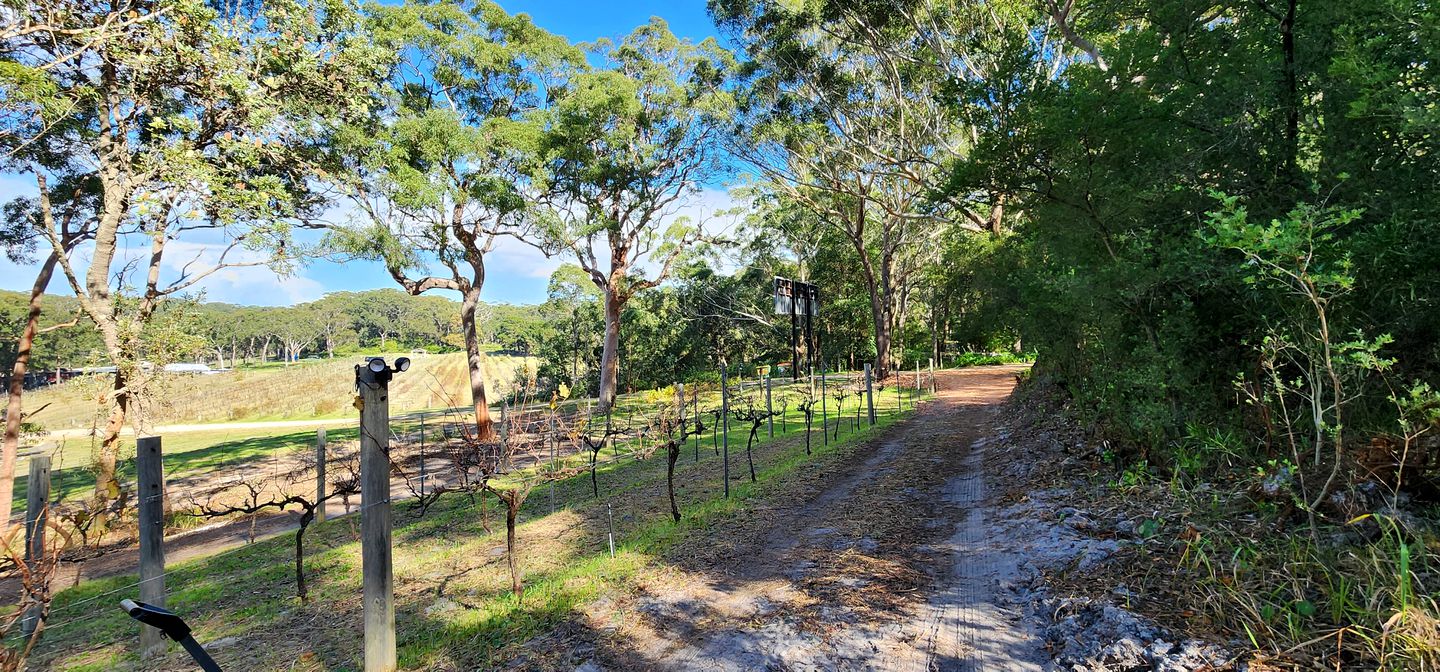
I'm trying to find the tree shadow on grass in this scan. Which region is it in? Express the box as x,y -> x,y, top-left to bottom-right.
11,428 -> 364,510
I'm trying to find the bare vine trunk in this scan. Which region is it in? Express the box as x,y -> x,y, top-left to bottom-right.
492,489 -> 524,599
295,510 -> 313,601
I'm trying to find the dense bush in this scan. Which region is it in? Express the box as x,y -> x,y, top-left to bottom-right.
965,0 -> 1440,472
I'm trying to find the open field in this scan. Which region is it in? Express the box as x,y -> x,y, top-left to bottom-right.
20,352 -> 532,431
9,352 -> 532,515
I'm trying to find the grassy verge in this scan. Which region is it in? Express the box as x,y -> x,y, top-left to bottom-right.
25,384 -> 929,670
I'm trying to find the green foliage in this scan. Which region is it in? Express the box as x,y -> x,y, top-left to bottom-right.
950,352 -> 1032,368
938,0 -> 1440,468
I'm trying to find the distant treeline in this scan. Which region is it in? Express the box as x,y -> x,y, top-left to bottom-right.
0,288 -> 545,372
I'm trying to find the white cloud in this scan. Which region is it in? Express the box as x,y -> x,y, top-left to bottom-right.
486,236 -> 562,280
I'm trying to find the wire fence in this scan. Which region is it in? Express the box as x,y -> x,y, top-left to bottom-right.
5,365 -> 936,654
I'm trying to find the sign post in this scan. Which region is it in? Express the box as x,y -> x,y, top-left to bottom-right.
774,277 -> 820,379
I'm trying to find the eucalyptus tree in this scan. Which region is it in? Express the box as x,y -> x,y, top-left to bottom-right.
542,263 -> 602,391
0,176 -> 96,528
530,18 -> 734,412
713,0 -> 974,379
328,0 -> 580,439
1,0 -> 388,506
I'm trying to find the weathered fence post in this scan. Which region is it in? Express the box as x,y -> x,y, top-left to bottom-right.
315,428 -> 327,523
499,403 -> 509,471
357,365 -> 396,672
765,374 -> 774,437
820,365 -> 829,446
864,363 -> 876,426
21,455 -> 50,637
887,365 -> 898,414
136,436 -> 166,658
606,501 -> 616,558
721,364 -> 731,498
675,382 -> 685,438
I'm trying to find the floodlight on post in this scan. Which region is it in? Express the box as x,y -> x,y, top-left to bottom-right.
358,356 -> 409,387
354,355 -> 406,672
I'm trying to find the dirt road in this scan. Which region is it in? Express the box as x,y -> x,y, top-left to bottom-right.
560,365 -> 1065,671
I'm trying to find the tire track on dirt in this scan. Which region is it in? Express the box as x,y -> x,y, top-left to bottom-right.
567,366 -> 1047,671
915,432 -> 1047,672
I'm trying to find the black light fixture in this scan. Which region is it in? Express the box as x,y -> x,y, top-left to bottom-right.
357,356 -> 411,386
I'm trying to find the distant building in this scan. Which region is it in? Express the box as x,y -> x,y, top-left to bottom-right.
162,363 -> 217,375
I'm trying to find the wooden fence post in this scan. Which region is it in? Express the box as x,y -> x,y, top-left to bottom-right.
136,436 -> 166,658
21,455 -> 50,637
548,413 -> 557,515
721,364 -> 730,498
358,369 -> 395,672
765,375 -> 774,438
316,428 -> 327,523
820,365 -> 828,446
499,403 -> 509,471
675,382 -> 685,438
864,363 -> 876,426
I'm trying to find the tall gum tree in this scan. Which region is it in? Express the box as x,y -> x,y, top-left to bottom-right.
713,0 -> 973,378
0,174 -> 96,527
531,18 -> 734,412
712,0 -> 1066,375
2,0 -> 387,507
327,0 -> 581,440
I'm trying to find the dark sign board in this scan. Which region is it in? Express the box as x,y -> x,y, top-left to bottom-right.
774,277 -> 819,316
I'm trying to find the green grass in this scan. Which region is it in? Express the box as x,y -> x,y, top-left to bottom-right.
24,380 -> 930,671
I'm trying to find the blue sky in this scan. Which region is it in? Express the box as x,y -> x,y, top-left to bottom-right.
0,1 -> 730,308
